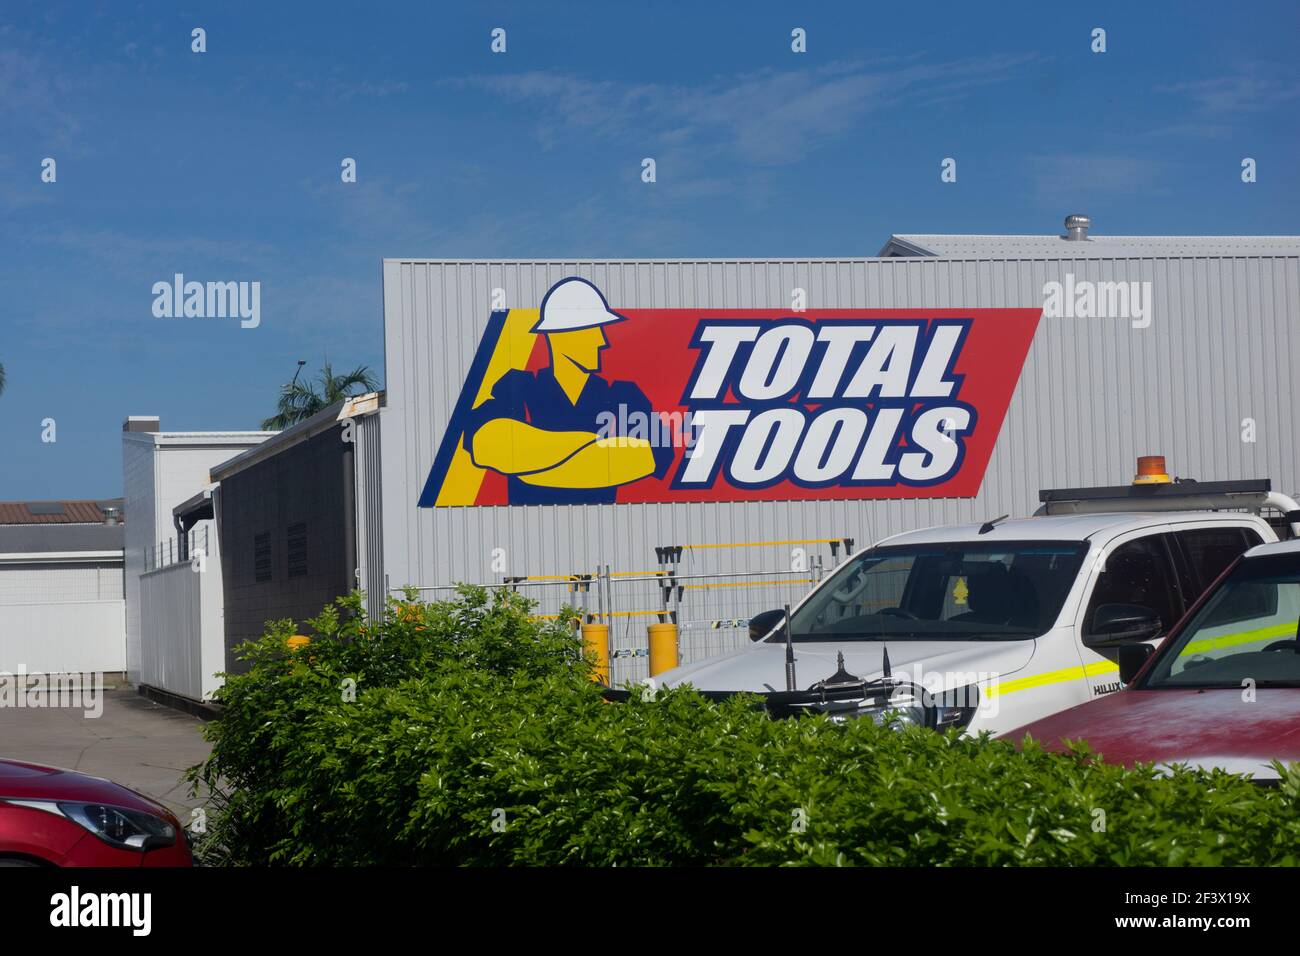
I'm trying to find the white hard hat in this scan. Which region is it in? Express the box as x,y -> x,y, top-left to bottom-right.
532,278 -> 626,333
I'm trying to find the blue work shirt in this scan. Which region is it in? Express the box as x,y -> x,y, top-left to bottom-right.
464,367 -> 674,504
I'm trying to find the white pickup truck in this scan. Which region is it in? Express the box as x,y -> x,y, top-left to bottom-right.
647,479 -> 1298,735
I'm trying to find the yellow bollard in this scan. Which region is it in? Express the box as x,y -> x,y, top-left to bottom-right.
581,623 -> 610,684
287,634 -> 311,652
647,622 -> 679,677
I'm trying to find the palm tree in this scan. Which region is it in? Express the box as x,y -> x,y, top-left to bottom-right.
261,360 -> 380,430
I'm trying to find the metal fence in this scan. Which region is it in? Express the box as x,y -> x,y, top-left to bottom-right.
389,536 -> 858,685
144,526 -> 210,573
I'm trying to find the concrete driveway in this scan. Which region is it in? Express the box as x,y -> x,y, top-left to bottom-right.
0,686 -> 212,821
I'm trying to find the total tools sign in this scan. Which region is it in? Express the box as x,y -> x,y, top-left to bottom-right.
420,278 -> 1040,507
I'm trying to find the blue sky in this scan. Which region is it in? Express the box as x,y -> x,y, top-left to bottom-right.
1,1 -> 1297,500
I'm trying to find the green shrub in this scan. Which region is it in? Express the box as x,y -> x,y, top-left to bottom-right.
189,588 -> 1300,866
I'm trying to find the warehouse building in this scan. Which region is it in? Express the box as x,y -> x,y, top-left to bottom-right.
209,392 -> 382,673
0,499 -> 126,675
119,216 -> 1299,691
370,218 -> 1300,681
122,417 -> 272,697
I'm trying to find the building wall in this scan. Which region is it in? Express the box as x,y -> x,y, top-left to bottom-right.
354,411 -> 385,620
121,437 -> 157,682
138,519 -> 225,701
379,255 -> 1300,681
0,562 -> 126,673
0,563 -> 123,603
218,427 -> 352,671
122,433 -> 270,684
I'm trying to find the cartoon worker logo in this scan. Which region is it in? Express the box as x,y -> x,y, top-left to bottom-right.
422,278 -> 674,506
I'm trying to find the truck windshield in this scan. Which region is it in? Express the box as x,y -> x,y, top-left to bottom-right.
1145,554 -> 1300,688
779,540 -> 1089,643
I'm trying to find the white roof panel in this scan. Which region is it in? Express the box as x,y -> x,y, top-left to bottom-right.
875,511 -> 1267,547
879,234 -> 1300,259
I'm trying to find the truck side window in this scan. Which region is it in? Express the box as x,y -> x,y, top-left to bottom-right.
1084,536 -> 1181,637
1175,527 -> 1258,594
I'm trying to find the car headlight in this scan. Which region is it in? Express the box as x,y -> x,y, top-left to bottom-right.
858,683 -> 928,728
831,682 -> 979,731
4,799 -> 177,851
61,802 -> 178,850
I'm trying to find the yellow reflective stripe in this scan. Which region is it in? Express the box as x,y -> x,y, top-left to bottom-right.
984,659 -> 1117,698
1180,620 -> 1296,657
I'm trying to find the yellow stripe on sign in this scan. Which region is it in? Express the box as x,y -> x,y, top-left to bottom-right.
435,309 -> 541,506
1180,620 -> 1296,657
984,659 -> 1118,699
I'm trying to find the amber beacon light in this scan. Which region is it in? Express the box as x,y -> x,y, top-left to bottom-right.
1133,455 -> 1172,485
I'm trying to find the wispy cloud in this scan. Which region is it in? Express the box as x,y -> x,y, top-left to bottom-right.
451,53 -> 1042,170
1157,71 -> 1300,115
292,76 -> 411,100
0,46 -> 83,146
1147,66 -> 1300,138
29,225 -> 281,273
1027,153 -> 1168,205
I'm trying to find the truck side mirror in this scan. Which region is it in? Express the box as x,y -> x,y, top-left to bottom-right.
1118,642 -> 1155,684
748,608 -> 786,642
1084,603 -> 1162,648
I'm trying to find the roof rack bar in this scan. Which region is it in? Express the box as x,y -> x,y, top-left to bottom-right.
1036,479 -> 1300,539
1039,479 -> 1270,503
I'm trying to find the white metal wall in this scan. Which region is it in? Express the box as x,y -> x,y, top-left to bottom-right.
0,563 -> 123,603
379,255 -> 1300,679
122,432 -> 270,685
139,563 -> 200,697
138,519 -> 227,701
0,601 -> 126,673
0,562 -> 126,674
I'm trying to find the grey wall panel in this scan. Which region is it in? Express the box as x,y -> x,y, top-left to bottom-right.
354,412 -> 385,620
219,428 -> 351,670
380,255 -> 1300,681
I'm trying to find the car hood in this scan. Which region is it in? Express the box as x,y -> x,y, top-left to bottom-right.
0,758 -> 177,821
1002,689 -> 1300,779
652,638 -> 1037,694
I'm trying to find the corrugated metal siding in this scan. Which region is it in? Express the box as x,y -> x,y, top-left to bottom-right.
0,561 -> 127,673
0,564 -> 123,603
0,602 -> 126,673
380,256 -> 1300,681
123,434 -> 269,685
121,437 -> 157,682
139,563 -> 202,699
354,412 -> 385,620
138,517 -> 225,701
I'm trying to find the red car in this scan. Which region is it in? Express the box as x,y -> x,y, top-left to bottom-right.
1004,539 -> 1300,781
0,759 -> 193,867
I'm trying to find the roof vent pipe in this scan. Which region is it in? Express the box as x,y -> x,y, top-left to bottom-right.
1064,214 -> 1091,241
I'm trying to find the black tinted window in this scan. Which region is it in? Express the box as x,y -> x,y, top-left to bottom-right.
1085,536 -> 1180,637
1177,527 -> 1254,593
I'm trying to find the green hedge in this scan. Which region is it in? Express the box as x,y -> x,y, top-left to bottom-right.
189,588 -> 1300,866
